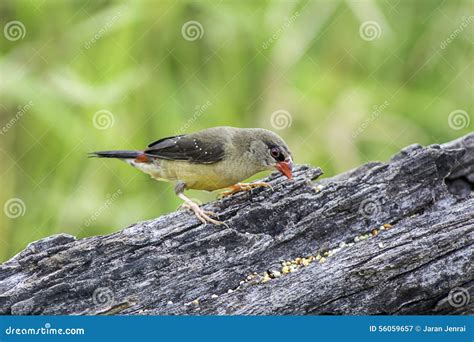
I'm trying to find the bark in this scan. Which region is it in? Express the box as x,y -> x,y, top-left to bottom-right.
0,134 -> 473,315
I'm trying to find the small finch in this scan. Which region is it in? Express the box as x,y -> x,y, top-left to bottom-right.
90,126 -> 293,225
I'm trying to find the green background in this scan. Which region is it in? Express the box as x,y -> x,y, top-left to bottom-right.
0,0 -> 472,262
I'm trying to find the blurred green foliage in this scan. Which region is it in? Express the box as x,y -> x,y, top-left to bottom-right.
0,0 -> 472,262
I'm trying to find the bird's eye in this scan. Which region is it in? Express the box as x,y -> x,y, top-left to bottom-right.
270,147 -> 284,161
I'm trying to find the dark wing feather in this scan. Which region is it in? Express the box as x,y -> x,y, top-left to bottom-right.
145,134 -> 225,164
147,135 -> 185,148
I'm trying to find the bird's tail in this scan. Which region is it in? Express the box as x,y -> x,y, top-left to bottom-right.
88,150 -> 142,159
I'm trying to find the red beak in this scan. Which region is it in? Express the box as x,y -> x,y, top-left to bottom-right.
275,161 -> 293,180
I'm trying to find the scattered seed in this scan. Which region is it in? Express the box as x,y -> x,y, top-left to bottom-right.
241,222 -> 395,289
314,184 -> 325,192
269,270 -> 281,278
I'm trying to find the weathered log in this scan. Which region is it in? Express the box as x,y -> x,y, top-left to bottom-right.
0,134 -> 472,315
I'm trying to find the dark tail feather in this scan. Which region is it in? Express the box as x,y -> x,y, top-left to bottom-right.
88,150 -> 142,159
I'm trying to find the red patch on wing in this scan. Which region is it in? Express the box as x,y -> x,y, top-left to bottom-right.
134,154 -> 150,163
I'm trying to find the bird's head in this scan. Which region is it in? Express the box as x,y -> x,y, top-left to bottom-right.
247,129 -> 293,180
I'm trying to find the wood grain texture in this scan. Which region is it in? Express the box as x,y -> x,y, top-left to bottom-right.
0,134 -> 472,315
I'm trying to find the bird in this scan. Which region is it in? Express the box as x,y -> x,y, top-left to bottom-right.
89,126 -> 293,225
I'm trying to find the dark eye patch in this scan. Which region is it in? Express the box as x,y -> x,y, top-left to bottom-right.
270,146 -> 285,162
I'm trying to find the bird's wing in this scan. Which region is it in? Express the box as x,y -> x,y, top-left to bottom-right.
145,134 -> 225,164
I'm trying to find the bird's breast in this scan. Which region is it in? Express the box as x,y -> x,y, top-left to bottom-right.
159,159 -> 261,191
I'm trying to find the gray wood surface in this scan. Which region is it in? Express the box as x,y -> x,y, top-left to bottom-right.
1,134 -> 472,315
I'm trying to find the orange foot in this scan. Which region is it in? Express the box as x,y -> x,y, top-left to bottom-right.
219,182 -> 273,198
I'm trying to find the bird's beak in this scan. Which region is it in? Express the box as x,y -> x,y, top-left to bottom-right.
275,160 -> 293,180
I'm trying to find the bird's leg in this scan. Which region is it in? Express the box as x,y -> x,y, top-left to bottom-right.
175,182 -> 227,226
219,182 -> 273,197
178,202 -> 219,218
178,193 -> 228,226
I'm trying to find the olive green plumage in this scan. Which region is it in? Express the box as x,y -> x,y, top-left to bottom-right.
91,126 -> 293,225
91,126 -> 293,192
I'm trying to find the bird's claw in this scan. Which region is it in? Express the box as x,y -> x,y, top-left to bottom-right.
203,210 -> 219,217
219,182 -> 273,198
181,203 -> 228,227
